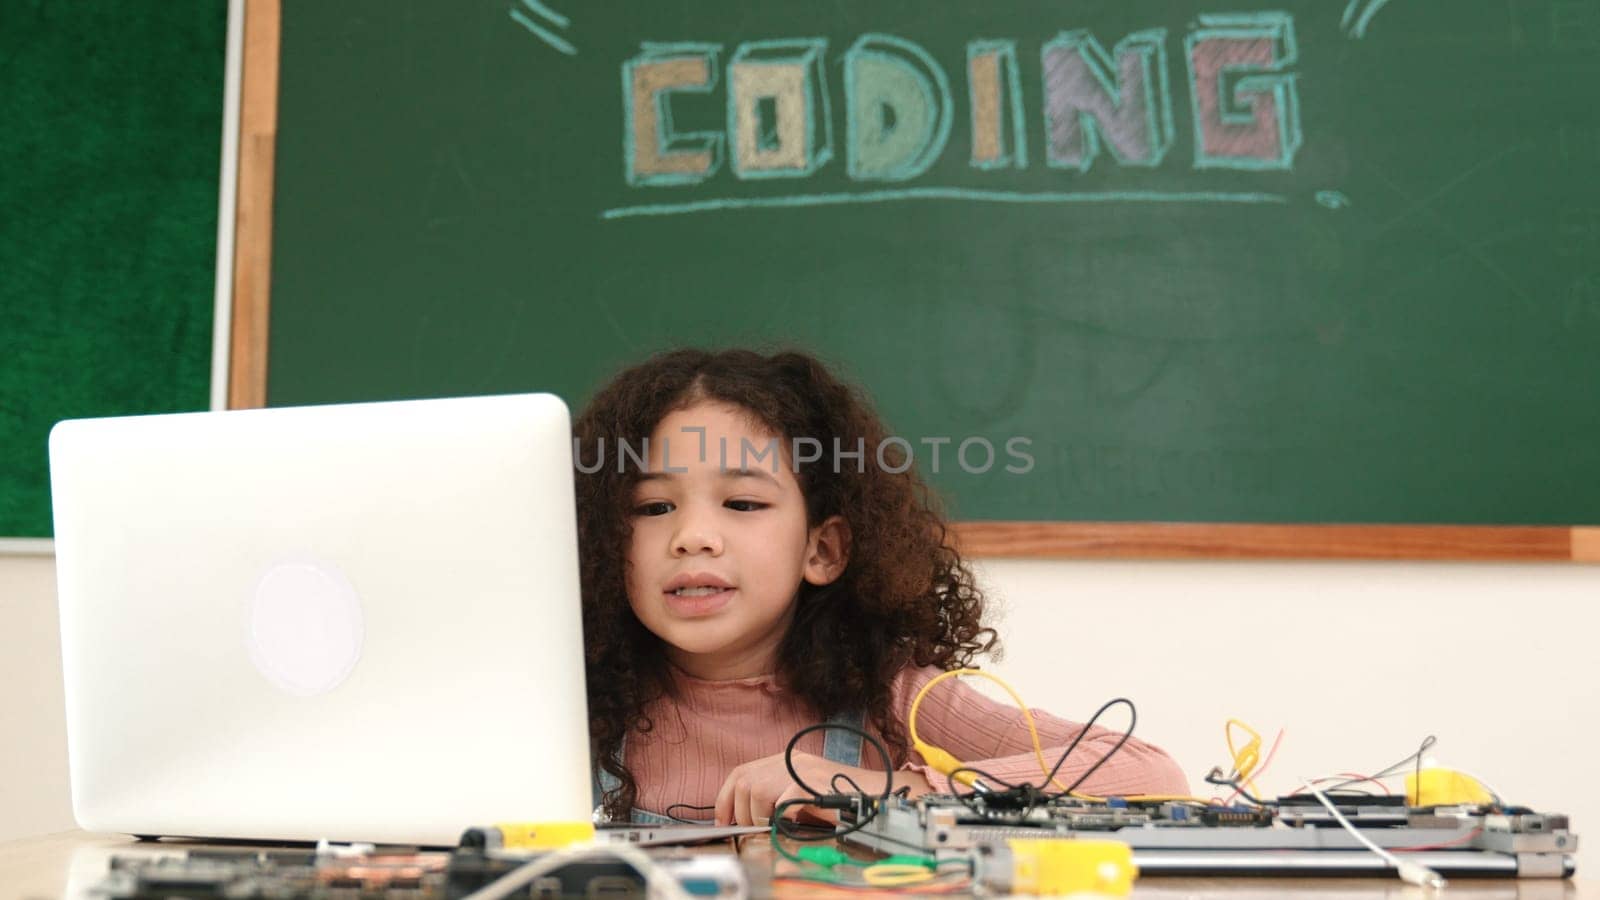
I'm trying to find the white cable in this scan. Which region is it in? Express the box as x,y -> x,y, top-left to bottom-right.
1329,762 -> 1505,806
1323,735 -> 1438,793
461,842 -> 693,900
1298,777 -> 1447,890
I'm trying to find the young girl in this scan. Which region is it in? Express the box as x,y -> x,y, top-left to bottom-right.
573,348 -> 1188,825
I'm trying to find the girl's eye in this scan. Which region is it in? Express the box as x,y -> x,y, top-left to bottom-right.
725,499 -> 768,512
634,501 -> 674,517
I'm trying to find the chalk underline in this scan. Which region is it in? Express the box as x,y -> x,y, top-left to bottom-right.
600,188 -> 1289,220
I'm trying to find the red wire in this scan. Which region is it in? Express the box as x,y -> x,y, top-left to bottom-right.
1226,728 -> 1284,805
1335,772 -> 1393,795
1288,772 -> 1392,797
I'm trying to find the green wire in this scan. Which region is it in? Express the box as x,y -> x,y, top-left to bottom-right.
769,799 -> 941,889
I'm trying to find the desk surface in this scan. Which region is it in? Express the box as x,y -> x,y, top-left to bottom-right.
0,830 -> 1588,900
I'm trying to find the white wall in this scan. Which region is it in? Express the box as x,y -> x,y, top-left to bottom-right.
977,558 -> 1596,872
2,553 -> 1591,872
0,553 -> 73,842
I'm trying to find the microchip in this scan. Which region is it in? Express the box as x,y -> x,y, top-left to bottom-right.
1198,806 -> 1274,827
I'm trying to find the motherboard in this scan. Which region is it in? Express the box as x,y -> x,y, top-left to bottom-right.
841,793 -> 1578,878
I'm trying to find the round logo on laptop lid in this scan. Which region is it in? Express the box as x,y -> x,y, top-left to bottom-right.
247,560 -> 364,696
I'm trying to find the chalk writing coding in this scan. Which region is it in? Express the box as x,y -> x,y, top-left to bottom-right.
620,13 -> 1302,202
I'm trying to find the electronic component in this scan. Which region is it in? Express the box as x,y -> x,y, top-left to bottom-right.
841,793 -> 1579,879
91,845 -> 746,899
1275,794 -> 1409,829
1196,805 -> 1274,827
977,839 -> 1137,896
458,821 -> 597,852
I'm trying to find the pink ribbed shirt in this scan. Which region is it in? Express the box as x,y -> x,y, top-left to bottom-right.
624,665 -> 1190,818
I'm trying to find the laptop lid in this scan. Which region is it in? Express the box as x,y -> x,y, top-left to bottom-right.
50,394 -> 589,846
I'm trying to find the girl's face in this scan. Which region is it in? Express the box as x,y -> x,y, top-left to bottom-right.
624,401 -> 848,680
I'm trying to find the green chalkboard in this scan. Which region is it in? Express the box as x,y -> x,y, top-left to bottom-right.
0,3 -> 225,539
269,0 -> 1600,525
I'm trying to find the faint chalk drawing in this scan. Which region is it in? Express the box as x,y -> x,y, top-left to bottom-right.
405,293 -> 532,394
1556,208 -> 1600,258
1304,220 -> 1346,274
1342,0 -> 1396,38
468,294 -> 532,392
595,296 -> 637,348
1565,273 -> 1600,326
509,0 -> 575,56
1372,167 -> 1534,308
1551,0 -> 1600,47
929,301 -> 1036,425
1054,444 -> 1277,502
926,248 -> 1037,426
1084,336 -> 1182,410
1316,190 -> 1350,209
1559,124 -> 1600,163
1371,144 -> 1526,237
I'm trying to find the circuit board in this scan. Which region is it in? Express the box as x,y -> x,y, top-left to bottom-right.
841,794 -> 1579,878
90,846 -> 746,899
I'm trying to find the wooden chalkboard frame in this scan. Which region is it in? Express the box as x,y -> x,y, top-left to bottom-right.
225,0 -> 1600,563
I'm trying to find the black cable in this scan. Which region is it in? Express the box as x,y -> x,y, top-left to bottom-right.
664,803 -> 716,824
763,809 -> 841,841
831,773 -> 866,795
949,781 -> 994,820
952,767 -> 1072,822
1390,735 -> 1437,776
932,699 -> 1139,819
1202,770 -> 1273,807
944,766 -> 1020,819
772,722 -> 895,843
1042,697 -> 1136,798
947,766 -> 1016,793
773,799 -> 840,844
1414,737 -> 1426,804
1323,735 -> 1436,794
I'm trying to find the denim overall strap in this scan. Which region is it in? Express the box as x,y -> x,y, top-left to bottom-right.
593,738 -> 700,825
592,759 -> 621,821
819,709 -> 867,768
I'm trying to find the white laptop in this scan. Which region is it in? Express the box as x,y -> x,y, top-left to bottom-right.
49,394 -> 593,847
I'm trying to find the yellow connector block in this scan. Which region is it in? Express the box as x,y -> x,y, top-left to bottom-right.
1007,838 -> 1138,896
476,821 -> 596,850
1406,768 -> 1494,806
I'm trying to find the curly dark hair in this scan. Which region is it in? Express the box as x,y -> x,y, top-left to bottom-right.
573,347 -> 997,820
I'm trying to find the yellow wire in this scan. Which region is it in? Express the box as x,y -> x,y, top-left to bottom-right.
1224,718 -> 1263,797
907,668 -> 1214,804
909,668 -> 1071,792
861,864 -> 936,886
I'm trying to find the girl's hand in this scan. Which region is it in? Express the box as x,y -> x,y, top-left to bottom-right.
713,750 -> 859,825
712,751 -> 932,826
